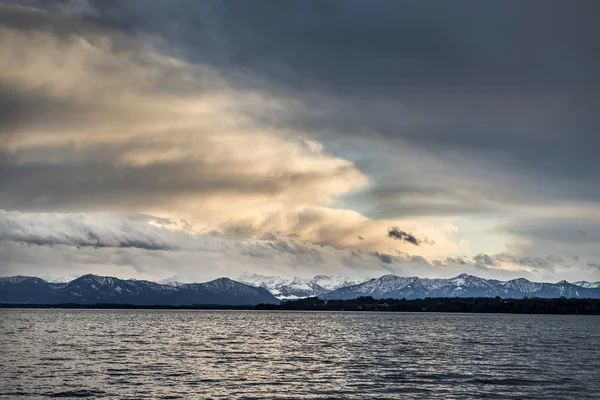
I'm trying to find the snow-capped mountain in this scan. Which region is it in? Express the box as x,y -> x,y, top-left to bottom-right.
0,274 -> 279,305
239,273 -> 363,299
311,275 -> 363,291
157,278 -> 188,287
573,281 -> 600,289
2,273 -> 599,305
50,274 -> 83,284
323,273 -> 600,300
238,273 -> 289,292
0,276 -> 45,284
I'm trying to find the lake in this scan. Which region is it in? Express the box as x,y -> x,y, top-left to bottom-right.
1,310 -> 599,399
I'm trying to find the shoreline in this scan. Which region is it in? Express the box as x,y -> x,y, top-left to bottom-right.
2,296 -> 600,315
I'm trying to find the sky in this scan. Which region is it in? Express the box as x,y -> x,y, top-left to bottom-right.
1,0 -> 599,283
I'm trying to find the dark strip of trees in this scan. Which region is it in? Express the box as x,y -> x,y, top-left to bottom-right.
256,296 -> 600,314
2,297 -> 600,314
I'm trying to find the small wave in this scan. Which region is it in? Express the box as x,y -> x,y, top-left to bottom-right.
46,389 -> 108,398
1,391 -> 31,397
468,377 -> 547,386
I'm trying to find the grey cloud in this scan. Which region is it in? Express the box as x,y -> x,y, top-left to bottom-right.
369,251 -> 432,267
3,1 -> 600,219
372,252 -> 393,264
355,181 -> 501,218
388,227 -> 433,246
0,211 -> 178,250
82,1 -> 600,93
432,252 -> 588,276
388,227 -> 420,246
445,257 -> 468,266
473,263 -> 490,271
473,254 -> 496,267
489,217 -> 600,276
2,1 -> 600,281
408,255 -> 430,265
1,211 -> 598,283
0,83 -> 86,137
502,218 -> 600,247
0,5 -> 365,219
0,140 -> 359,212
164,0 -> 600,219
0,211 -> 399,270
271,92 -> 600,218
471,253 -> 591,273
0,3 -> 226,96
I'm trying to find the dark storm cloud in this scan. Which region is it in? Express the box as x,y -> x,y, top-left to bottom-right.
3,0 -> 600,215
2,0 -> 600,282
59,0 -> 600,216
0,83 -> 85,136
83,0 -> 600,93
0,3 -> 368,221
387,227 -> 421,246
0,150 -> 359,212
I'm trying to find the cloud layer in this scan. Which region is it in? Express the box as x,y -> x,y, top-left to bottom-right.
1,1 -> 599,282
0,211 -> 596,283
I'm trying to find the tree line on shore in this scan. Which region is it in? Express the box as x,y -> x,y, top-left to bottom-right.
256,296 -> 600,314
2,296 -> 600,314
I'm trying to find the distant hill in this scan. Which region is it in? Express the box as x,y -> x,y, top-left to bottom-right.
0,275 -> 279,305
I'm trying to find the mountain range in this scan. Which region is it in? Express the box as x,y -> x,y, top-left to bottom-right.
1,273 -> 599,305
239,273 -> 363,299
0,275 -> 278,305
320,274 -> 600,300
240,273 -> 600,300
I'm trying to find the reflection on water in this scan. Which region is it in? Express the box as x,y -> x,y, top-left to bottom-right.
1,310 -> 599,399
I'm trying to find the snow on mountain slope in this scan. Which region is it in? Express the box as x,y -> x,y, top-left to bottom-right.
0,274 -> 279,305
311,275 -> 364,291
3,273 -> 600,303
238,273 -> 289,295
500,278 -> 542,294
238,273 -> 360,299
157,278 -> 187,287
323,274 -> 600,300
0,276 -> 43,284
573,281 -> 600,289
50,274 -> 83,284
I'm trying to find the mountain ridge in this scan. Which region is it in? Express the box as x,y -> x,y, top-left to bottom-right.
0,274 -> 279,305
238,273 -> 364,299
1,273 -> 599,304
322,273 -> 600,300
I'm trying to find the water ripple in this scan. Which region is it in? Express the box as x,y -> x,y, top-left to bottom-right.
1,310 -> 599,399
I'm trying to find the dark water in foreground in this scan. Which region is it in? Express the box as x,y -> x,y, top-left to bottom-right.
1,310 -> 599,399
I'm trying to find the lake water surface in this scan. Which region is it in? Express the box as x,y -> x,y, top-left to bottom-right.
1,310 -> 599,399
